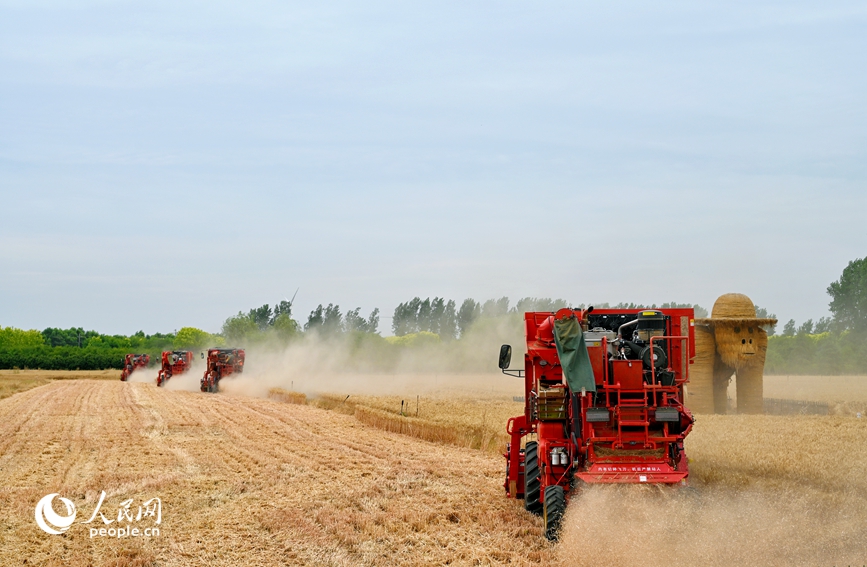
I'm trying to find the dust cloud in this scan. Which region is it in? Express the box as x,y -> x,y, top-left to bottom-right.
217,316 -> 525,399
557,475 -> 866,566
163,359 -> 208,392
126,368 -> 155,384
127,360 -> 207,391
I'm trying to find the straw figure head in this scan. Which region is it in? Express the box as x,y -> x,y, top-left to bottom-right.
699,293 -> 777,370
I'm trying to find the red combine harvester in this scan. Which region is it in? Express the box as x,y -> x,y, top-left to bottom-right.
120,354 -> 150,381
499,307 -> 695,540
156,350 -> 194,387
200,348 -> 245,393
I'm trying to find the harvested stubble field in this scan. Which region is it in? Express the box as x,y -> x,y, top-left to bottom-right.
0,379 -> 551,566
307,392 -> 519,454
761,375 -> 867,415
0,368 -> 117,400
1,373 -> 866,566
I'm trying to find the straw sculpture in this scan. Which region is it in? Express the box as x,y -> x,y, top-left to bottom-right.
689,293 -> 777,414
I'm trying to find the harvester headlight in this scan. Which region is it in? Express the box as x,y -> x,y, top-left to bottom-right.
586,408 -> 610,422
654,407 -> 680,422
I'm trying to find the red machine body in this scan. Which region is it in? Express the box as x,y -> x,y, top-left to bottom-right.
501,307 -> 695,539
200,348 -> 245,393
156,350 -> 194,387
120,353 -> 150,381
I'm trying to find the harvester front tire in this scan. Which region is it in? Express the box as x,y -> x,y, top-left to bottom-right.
524,441 -> 542,515
543,485 -> 565,541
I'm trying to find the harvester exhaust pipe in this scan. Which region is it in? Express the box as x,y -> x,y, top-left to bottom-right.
617,318 -> 638,339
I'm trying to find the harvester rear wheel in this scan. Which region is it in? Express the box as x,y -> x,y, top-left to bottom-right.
524,441 -> 542,515
543,485 -> 565,541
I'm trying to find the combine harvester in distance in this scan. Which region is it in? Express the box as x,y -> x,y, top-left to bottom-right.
120,354 -> 150,381
499,307 -> 695,540
200,348 -> 245,393
156,350 -> 194,387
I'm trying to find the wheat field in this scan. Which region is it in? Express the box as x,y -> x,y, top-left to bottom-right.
1,372 -> 866,566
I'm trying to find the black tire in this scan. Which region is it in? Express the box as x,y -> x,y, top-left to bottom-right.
524,441 -> 542,515
543,485 -> 566,541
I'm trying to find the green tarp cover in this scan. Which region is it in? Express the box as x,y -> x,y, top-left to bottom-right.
554,315 -> 596,393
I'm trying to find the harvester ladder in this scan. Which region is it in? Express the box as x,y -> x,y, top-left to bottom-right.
614,405 -> 649,449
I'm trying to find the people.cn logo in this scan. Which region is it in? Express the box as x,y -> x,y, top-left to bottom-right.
34,493 -> 77,534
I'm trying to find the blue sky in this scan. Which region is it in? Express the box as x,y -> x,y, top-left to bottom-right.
1,1 -> 865,335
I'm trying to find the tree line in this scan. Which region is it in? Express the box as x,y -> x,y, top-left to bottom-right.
1,256 -> 864,372
0,327 -> 178,370
390,297 -> 709,340
765,256 -> 867,374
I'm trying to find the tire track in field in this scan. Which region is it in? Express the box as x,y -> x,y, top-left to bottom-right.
0,384 -> 68,463
199,395 -> 406,480
0,381 -> 85,490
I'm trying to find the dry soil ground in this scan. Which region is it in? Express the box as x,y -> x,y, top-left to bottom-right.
1,374 -> 866,566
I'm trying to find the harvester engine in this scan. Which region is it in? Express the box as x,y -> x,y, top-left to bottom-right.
120,354 -> 150,381
499,307 -> 695,540
156,350 -> 194,387
201,348 -> 245,393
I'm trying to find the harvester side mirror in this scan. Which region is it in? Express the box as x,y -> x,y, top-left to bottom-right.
498,344 -> 512,370
201,352 -> 205,359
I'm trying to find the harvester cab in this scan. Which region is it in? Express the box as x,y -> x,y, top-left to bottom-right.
500,307 -> 695,540
201,348 -> 245,393
156,350 -> 194,387
120,353 -> 150,381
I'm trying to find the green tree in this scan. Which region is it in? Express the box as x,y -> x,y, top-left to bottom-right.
754,305 -> 778,336
782,319 -> 796,337
366,308 -> 380,334
429,298 -> 445,335
457,299 -> 480,337
345,307 -> 380,334
41,327 -> 99,348
272,313 -> 299,340
797,319 -> 814,336
439,300 -> 457,341
657,302 -> 708,318
481,297 -> 510,318
174,327 -> 211,350
222,312 -> 259,343
0,326 -> 46,348
248,305 -> 273,331
305,304 -> 344,334
393,298 -> 422,336
417,298 -> 432,333
828,257 -> 867,332
814,316 -> 832,334
272,300 -> 293,322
